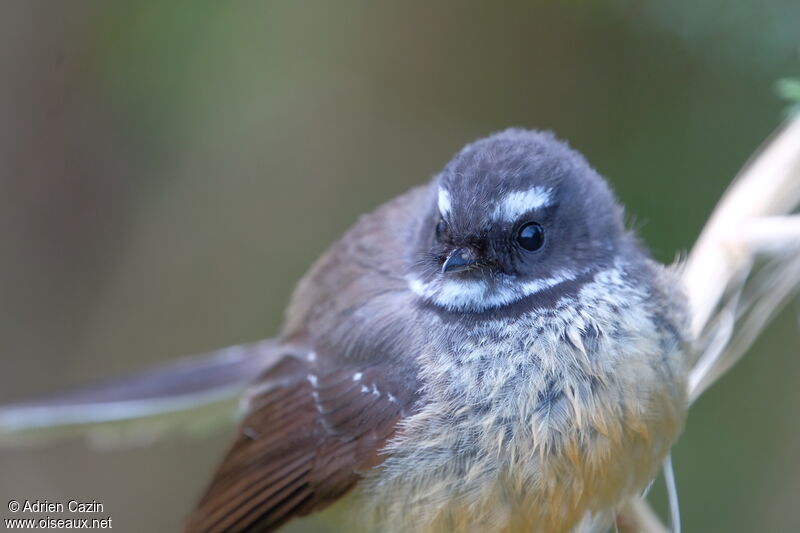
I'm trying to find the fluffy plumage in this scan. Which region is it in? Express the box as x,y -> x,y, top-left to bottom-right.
185,129 -> 690,533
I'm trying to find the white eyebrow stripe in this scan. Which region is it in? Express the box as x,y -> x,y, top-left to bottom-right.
438,188 -> 452,216
492,187 -> 553,222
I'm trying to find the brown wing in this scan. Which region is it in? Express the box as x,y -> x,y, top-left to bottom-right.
183,350 -> 416,533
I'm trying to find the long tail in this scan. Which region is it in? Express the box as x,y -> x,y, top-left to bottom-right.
0,340 -> 281,448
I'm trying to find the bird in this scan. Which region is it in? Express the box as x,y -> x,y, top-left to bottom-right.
181,128 -> 690,533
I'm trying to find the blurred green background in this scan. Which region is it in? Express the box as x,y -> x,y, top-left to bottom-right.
1,2 -> 798,532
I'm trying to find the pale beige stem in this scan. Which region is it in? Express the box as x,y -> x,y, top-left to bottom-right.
616,498 -> 671,533
618,117 -> 800,533
683,117 -> 800,341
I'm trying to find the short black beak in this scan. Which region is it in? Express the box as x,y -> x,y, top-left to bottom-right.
441,248 -> 479,273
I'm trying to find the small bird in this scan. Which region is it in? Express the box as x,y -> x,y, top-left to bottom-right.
183,129 -> 690,533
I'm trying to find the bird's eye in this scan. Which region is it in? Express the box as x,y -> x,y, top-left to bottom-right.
516,222 -> 545,251
435,219 -> 447,240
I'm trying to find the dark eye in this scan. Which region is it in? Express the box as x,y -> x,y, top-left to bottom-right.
435,219 -> 447,240
516,222 -> 545,251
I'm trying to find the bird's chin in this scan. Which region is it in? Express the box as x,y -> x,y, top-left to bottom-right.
406,270 -> 580,313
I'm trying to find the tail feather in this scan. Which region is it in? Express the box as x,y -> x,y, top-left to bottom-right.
0,340 -> 280,447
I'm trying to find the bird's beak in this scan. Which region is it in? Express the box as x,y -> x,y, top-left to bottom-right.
441,247 -> 479,273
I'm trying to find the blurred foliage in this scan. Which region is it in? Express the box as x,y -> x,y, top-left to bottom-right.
0,1 -> 798,532
777,78 -> 800,116
634,0 -> 800,68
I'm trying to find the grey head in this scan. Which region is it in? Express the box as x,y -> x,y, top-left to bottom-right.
407,128 -> 642,313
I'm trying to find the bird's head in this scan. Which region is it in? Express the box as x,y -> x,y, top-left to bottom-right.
408,128 -> 632,313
